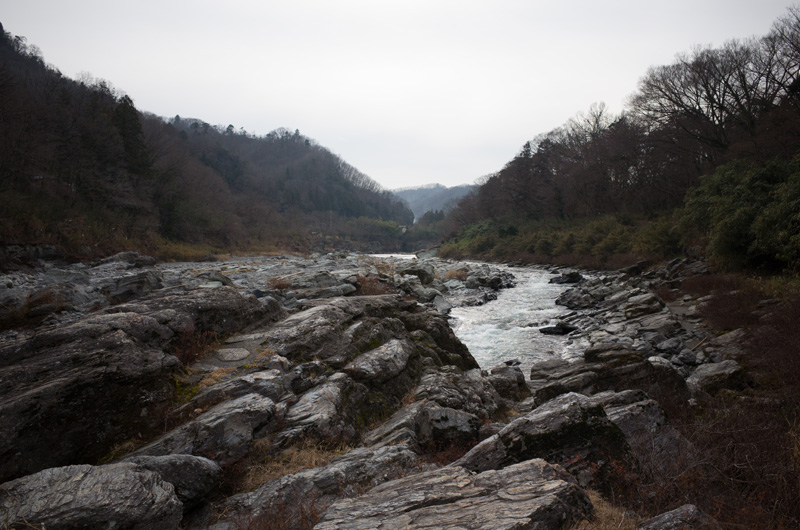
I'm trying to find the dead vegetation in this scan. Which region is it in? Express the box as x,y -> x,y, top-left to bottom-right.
353,274 -> 396,296
571,489 -> 643,530
592,273 -> 800,528
229,439 -> 354,495
171,328 -> 219,366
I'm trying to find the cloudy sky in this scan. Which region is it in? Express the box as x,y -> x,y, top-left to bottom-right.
3,1 -> 796,189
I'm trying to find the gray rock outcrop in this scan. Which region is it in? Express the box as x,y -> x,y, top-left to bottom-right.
122,454 -> 222,509
129,393 -> 276,465
0,287 -> 270,482
206,445 -> 419,529
315,459 -> 592,530
0,462 -> 183,530
455,392 -> 634,492
636,503 -> 722,529
686,359 -> 751,396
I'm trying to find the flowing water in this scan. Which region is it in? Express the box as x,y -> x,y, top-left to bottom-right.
449,266 -> 585,376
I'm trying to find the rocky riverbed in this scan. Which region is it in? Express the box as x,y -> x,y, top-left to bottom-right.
0,250 -> 737,528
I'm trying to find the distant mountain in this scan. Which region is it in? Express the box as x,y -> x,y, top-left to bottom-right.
393,184 -> 474,221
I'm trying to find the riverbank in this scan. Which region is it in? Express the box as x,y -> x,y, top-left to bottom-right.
1,252 -> 796,528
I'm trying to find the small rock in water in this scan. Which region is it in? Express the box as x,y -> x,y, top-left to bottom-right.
549,271 -> 584,284
539,321 -> 579,335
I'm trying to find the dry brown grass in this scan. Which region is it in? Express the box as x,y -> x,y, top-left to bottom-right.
267,277 -> 294,290
236,440 -> 353,493
365,259 -> 396,277
444,268 -> 468,281
354,274 -> 396,295
571,489 -> 643,530
198,367 -> 235,388
400,386 -> 418,406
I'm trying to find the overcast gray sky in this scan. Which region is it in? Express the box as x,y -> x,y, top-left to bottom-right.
3,1 -> 796,189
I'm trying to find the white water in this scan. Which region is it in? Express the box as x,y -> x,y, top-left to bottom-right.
449,267 -> 584,376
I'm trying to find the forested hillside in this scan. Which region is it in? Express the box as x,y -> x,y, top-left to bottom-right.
440,7 -> 800,273
0,22 -> 413,260
393,184 -> 475,221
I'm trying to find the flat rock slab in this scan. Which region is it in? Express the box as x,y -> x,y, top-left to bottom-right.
216,347 -> 251,362
315,459 -> 592,530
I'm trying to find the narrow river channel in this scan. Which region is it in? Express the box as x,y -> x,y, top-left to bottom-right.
448,266 -> 585,376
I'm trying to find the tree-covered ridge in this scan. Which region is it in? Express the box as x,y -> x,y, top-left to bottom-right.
393,184 -> 475,221
440,7 -> 800,272
0,22 -> 413,259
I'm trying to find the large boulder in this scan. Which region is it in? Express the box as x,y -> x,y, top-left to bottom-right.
254,295 -> 449,369
365,398 -> 482,450
486,364 -> 531,402
122,454 -> 222,510
399,261 -> 436,285
101,270 -> 163,304
206,445 -> 419,529
0,286 -> 271,483
315,459 -> 592,530
0,313 -> 182,482
623,292 -> 664,319
129,393 -> 276,466
413,367 -> 503,419
107,285 -> 276,339
454,392 -> 635,492
343,338 -> 414,383
174,368 -> 293,420
586,390 -> 694,483
686,360 -> 751,396
0,462 -> 182,530
549,271 -> 584,284
528,344 -> 690,407
275,373 -> 368,447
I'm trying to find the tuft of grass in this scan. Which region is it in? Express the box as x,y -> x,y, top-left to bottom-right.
444,268 -> 468,281
198,367 -> 235,388
571,489 -> 642,530
400,386 -> 418,407
234,440 -> 354,494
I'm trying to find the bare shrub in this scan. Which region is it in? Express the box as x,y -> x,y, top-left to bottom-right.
171,328 -> 219,366
354,274 -> 395,295
654,285 -> 680,303
419,438 -> 478,466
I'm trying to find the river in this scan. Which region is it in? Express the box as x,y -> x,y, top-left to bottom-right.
448,266 -> 585,376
